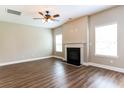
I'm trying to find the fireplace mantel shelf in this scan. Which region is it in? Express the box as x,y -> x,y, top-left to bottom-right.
64,43 -> 86,45
64,43 -> 85,48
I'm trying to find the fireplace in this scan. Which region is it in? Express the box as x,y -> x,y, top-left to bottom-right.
67,48 -> 80,66
64,43 -> 84,66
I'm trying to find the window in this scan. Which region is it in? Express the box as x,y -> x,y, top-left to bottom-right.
95,23 -> 117,57
55,34 -> 62,52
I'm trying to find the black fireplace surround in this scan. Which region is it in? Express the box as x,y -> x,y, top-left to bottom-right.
67,48 -> 81,66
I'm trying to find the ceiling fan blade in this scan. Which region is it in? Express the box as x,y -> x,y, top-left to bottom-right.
51,18 -> 60,22
38,12 -> 44,16
53,14 -> 60,18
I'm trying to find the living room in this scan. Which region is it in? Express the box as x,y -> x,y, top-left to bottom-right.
0,3 -> 123,90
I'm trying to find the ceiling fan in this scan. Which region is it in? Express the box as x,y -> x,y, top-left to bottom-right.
33,11 -> 60,22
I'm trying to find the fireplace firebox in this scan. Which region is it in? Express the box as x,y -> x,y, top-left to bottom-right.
67,48 -> 81,66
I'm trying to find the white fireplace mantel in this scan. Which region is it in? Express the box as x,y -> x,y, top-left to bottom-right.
64,43 -> 85,65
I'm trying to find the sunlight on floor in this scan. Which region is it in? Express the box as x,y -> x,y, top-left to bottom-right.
89,73 -> 119,88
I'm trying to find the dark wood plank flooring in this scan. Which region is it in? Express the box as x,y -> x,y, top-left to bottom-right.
0,58 -> 124,88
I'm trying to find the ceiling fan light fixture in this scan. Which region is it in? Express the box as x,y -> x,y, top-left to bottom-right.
41,18 -> 53,24
33,10 -> 60,23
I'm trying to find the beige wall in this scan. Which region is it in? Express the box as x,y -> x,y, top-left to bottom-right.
0,21 -> 52,62
63,16 -> 88,44
52,16 -> 89,62
89,6 -> 124,68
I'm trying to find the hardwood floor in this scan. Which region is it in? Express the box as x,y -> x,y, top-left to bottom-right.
0,58 -> 124,88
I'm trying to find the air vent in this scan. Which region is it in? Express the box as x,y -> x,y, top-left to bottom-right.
7,9 -> 21,16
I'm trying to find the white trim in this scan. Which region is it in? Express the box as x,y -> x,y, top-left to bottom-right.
84,62 -> 124,73
0,56 -> 52,67
64,43 -> 84,64
82,62 -> 89,66
1,56 -> 124,73
64,43 -> 84,48
52,55 -> 65,61
95,54 -> 119,59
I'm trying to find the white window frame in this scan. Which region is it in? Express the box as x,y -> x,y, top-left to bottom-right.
95,23 -> 118,58
55,34 -> 62,52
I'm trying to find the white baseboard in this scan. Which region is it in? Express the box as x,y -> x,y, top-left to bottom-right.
82,62 -> 90,66
52,55 -> 66,61
1,56 -> 124,74
0,56 -> 52,67
84,62 -> 124,73
0,55 -> 65,67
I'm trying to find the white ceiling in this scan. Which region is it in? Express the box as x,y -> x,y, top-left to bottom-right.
0,5 -> 115,28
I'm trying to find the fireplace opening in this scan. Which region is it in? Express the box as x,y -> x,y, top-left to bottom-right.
67,48 -> 81,66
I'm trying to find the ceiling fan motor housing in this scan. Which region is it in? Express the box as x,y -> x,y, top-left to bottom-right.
45,11 -> 51,19
46,11 -> 49,14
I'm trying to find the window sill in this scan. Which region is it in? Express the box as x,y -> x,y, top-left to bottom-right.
95,54 -> 119,59
56,51 -> 62,53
